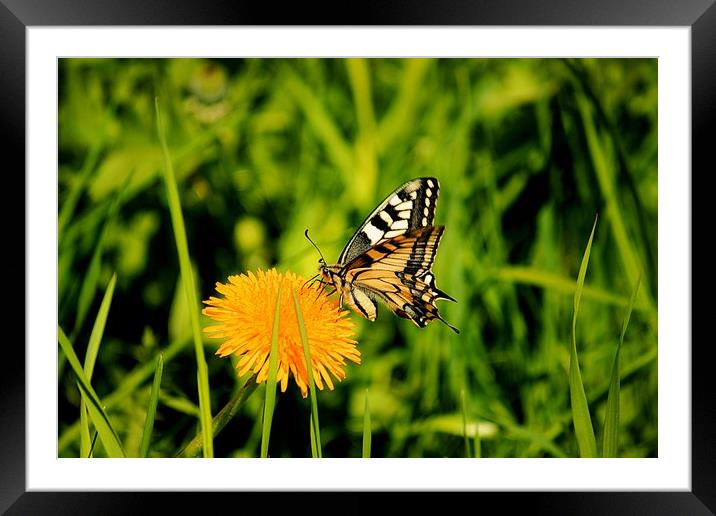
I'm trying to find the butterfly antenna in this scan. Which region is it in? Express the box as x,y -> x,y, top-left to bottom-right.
304,229 -> 326,265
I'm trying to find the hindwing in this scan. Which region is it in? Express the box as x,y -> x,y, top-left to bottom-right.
342,226 -> 459,333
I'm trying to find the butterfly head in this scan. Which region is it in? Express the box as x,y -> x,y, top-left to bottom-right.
305,229 -> 338,288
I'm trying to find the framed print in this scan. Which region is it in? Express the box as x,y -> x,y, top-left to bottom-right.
3,0 -> 712,513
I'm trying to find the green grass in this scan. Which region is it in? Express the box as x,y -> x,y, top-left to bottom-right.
363,389 -> 372,458
139,353 -> 164,458
293,288 -> 322,458
58,326 -> 125,458
461,388 -> 470,458
569,216 -> 599,458
58,58 -> 658,459
80,272 -> 117,457
155,97 -> 213,458
180,375 -> 259,458
603,274 -> 641,457
260,287 -> 282,458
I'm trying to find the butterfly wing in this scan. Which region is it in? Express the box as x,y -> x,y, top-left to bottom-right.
342,225 -> 459,333
337,177 -> 441,265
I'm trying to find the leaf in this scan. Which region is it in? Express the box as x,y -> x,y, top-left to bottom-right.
569,215 -> 599,458
139,353 -> 164,458
58,326 -> 125,458
603,273 -> 641,457
260,287 -> 282,458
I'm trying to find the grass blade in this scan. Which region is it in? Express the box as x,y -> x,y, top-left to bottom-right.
460,388 -> 471,458
80,272 -> 117,457
180,376 -> 259,458
577,95 -> 650,311
139,353 -> 164,458
362,389 -> 371,458
292,288 -> 322,458
603,274 -> 642,457
155,97 -> 213,457
59,337 -> 190,453
260,287 -> 282,458
569,215 -> 599,458
58,326 -> 125,458
84,273 -> 117,380
309,418 -> 318,459
473,422 -> 482,459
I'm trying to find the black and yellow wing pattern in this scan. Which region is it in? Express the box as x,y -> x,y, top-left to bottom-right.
320,177 -> 459,334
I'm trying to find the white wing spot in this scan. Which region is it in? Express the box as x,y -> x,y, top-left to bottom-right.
395,201 -> 413,211
379,211 -> 393,225
409,191 -> 418,199
424,273 -> 433,284
423,207 -> 429,216
425,198 -> 431,206
398,210 -> 411,219
363,222 -> 384,244
391,219 -> 409,230
426,188 -> 432,197
421,217 -> 428,226
389,195 -> 401,206
384,230 -> 405,239
427,179 -> 435,188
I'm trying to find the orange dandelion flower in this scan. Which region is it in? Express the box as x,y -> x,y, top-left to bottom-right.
202,268 -> 360,398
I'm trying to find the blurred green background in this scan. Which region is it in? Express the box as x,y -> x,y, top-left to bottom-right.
58,58 -> 657,458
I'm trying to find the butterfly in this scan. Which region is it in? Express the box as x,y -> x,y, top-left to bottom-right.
312,177 -> 459,334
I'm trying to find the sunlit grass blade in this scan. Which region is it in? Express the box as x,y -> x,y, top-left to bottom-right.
260,287 -> 282,458
84,273 -> 117,380
293,288 -> 322,458
461,388 -> 471,458
80,272 -> 117,457
603,273 -> 642,458
569,215 -> 598,458
139,353 -> 164,458
180,376 -> 259,458
155,97 -> 213,458
362,389 -> 371,458
58,326 -> 125,458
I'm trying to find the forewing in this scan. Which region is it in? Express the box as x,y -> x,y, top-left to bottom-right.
337,177 -> 441,264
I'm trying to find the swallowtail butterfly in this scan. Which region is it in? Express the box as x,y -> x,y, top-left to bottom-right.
315,177 -> 459,334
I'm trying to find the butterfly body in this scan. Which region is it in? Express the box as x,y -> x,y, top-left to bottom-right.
318,177 -> 459,334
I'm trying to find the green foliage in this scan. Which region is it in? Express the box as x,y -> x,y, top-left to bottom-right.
58,326 -> 125,458
363,389 -> 372,458
294,288 -> 322,458
139,353 -> 164,458
603,274 -> 642,457
569,217 -> 599,458
58,58 -> 657,458
260,287 -> 282,458
155,97 -> 214,457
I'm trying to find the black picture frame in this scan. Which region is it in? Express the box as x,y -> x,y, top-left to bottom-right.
3,1 -> 711,513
